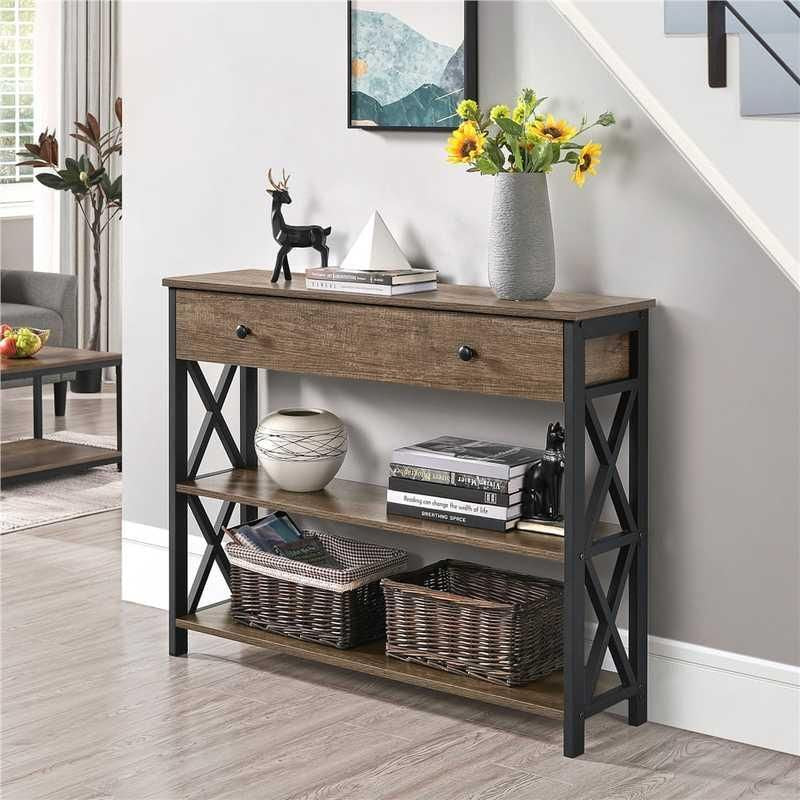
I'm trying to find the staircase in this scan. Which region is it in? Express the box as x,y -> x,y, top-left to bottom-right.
551,0 -> 799,290
665,0 -> 800,116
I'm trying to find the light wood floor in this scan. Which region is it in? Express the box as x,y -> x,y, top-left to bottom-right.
2,391 -> 799,799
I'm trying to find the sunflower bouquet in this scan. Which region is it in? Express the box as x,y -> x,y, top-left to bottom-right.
446,88 -> 615,187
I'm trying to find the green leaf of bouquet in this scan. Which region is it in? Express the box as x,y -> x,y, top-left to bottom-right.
475,155 -> 499,175
529,141 -> 548,172
495,116 -> 523,139
486,140 -> 504,168
565,151 -> 580,163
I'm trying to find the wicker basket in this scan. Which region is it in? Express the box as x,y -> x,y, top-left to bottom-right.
381,560 -> 563,686
228,531 -> 407,649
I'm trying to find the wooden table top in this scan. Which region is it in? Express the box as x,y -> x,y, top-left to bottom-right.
162,270 -> 656,321
0,346 -> 121,379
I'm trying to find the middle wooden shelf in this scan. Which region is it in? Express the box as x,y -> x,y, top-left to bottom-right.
176,468 -> 621,561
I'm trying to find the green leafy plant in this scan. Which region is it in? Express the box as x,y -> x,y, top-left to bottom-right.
446,88 -> 615,187
17,98 -> 123,351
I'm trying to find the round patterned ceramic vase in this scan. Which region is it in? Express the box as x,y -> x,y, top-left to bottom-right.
254,408 -> 348,492
487,172 -> 556,301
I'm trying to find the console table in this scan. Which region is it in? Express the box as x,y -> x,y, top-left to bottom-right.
163,269 -> 655,758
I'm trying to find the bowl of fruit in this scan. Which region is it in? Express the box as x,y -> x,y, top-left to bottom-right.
0,325 -> 51,359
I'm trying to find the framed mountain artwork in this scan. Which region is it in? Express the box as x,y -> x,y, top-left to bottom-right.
348,1 -> 478,131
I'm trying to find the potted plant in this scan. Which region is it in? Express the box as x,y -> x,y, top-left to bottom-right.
17,98 -> 122,392
446,89 -> 614,300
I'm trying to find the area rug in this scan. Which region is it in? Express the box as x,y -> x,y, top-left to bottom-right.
0,431 -> 121,533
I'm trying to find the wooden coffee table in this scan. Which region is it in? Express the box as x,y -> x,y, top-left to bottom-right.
1,346 -> 122,482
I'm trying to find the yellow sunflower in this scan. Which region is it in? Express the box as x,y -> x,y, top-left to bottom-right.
446,121 -> 487,164
571,141 -> 602,187
528,113 -> 578,144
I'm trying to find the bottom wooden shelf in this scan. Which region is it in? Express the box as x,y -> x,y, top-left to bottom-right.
1,438 -> 121,481
177,602 -> 619,720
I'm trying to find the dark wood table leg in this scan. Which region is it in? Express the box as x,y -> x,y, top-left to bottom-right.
32,375 -> 43,439
53,381 -> 67,417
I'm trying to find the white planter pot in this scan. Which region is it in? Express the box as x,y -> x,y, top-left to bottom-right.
254,408 -> 347,492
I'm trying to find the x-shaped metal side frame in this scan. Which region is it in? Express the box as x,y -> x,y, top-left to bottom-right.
185,363 -> 245,608
583,389 -> 639,703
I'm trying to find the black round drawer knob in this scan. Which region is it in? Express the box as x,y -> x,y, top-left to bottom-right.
457,345 -> 476,362
235,324 -> 250,339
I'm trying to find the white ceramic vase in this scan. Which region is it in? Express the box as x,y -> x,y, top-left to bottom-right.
254,408 -> 347,492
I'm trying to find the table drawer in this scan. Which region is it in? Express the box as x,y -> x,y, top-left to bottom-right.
174,290 -> 628,401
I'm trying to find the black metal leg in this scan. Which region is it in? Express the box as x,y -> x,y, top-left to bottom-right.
628,311 -> 649,725
53,381 -> 67,417
569,312 -> 650,752
240,366 -> 259,524
563,322 -> 586,758
169,289 -> 188,656
32,376 -> 43,438
115,364 -> 122,471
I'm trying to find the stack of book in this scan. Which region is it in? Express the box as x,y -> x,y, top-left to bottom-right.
386,435 -> 543,532
305,267 -> 438,296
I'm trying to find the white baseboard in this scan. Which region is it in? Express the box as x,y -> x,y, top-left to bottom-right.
586,623 -> 799,756
122,520 -> 800,755
121,520 -> 229,610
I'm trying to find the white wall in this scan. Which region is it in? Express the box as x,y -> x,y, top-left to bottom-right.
121,0 -> 799,680
0,217 -> 33,269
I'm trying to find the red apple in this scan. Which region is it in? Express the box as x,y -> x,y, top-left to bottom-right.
0,336 -> 16,358
0,324 -> 11,338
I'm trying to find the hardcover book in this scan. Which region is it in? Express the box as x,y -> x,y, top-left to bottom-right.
388,462 -> 524,494
515,518 -> 565,537
386,502 -> 517,532
306,268 -> 437,286
392,436 -> 543,480
386,489 -> 521,521
306,278 -> 437,296
388,477 -> 521,508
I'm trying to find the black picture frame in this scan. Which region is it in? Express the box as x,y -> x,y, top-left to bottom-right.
347,1 -> 478,132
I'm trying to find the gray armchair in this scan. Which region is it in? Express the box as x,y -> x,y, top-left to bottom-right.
1,269 -> 78,416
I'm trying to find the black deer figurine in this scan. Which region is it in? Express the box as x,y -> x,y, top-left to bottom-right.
523,422 -> 566,522
267,168 -> 331,283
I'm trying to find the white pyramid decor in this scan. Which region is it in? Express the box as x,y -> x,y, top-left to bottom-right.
340,211 -> 412,271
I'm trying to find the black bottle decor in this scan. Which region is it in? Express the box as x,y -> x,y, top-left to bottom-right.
267,168 -> 332,283
523,422 -> 566,521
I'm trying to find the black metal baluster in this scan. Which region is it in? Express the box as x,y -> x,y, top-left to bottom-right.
708,1 -> 728,87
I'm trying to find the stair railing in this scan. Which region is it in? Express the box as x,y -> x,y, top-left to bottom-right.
707,0 -> 800,88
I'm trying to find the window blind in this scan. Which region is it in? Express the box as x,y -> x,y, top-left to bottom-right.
0,0 -> 34,184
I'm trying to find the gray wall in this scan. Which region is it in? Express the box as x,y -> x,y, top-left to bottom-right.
0,217 -> 33,270
121,1 -> 799,666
